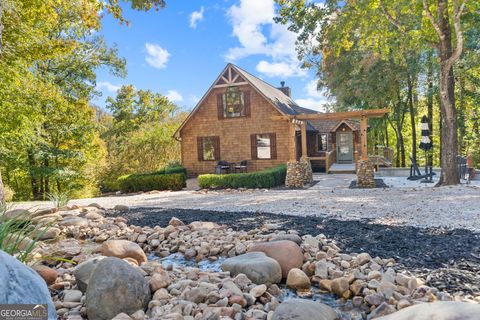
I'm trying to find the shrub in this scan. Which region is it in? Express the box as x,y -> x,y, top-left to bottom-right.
198,164 -> 287,189
4,185 -> 14,202
47,190 -> 70,208
118,172 -> 186,193
155,166 -> 187,177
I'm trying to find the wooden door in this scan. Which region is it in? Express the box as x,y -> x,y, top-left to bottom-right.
336,131 -> 353,163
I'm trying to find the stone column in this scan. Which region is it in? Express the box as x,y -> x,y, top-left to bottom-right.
356,160 -> 375,188
285,158 -> 313,188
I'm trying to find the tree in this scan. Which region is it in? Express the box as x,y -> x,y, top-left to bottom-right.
275,0 -> 479,185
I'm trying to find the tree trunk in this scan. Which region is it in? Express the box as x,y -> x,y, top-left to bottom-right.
457,75 -> 466,153
0,1 -> 4,55
0,170 -> 5,205
407,74 -> 417,162
427,55 -> 434,166
27,150 -> 41,200
436,0 -> 459,185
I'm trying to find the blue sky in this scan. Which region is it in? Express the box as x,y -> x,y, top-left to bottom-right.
94,0 -> 329,112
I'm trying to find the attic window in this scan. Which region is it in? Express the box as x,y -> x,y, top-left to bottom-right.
223,86 -> 245,118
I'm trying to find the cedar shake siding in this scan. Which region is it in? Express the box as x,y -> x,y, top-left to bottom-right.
179,84 -> 291,175
174,63 -> 360,175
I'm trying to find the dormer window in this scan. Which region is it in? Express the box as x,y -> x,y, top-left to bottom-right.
216,86 -> 251,119
223,86 -> 244,118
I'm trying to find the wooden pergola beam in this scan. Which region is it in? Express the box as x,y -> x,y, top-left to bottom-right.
271,108 -> 389,121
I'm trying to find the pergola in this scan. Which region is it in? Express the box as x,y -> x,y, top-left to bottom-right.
272,108 -> 389,163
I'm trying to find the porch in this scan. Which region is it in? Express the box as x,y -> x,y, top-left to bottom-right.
273,109 -> 390,174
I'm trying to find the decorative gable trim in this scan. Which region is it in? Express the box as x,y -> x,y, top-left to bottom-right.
214,65 -> 248,88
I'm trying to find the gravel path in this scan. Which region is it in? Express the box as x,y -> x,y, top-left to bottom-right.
14,178 -> 480,232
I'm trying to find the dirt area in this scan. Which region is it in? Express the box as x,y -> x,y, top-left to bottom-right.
12,174 -> 480,232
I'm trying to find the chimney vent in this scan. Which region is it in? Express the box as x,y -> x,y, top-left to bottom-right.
277,82 -> 291,97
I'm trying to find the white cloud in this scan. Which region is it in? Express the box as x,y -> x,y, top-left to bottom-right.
145,43 -> 170,69
256,60 -> 306,78
225,0 -> 304,78
305,79 -> 325,98
189,7 -> 205,29
166,90 -> 183,102
294,79 -> 331,111
295,98 -> 328,112
96,81 -> 121,92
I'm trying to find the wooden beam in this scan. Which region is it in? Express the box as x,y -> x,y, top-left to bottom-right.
288,121 -> 296,162
360,115 -> 368,160
271,108 -> 389,121
301,121 -> 307,158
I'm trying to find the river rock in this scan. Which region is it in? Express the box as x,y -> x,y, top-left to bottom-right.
150,269 -> 172,291
189,221 -> 221,231
221,252 -> 282,285
59,217 -> 89,227
377,301 -> 480,320
286,268 -> 311,290
3,208 -> 30,220
270,234 -> 303,245
73,256 -> 106,292
48,238 -> 82,258
100,240 -> 147,265
272,299 -> 338,320
113,204 -> 129,212
249,240 -> 303,278
33,226 -> 61,240
32,265 -> 58,286
169,217 -> 185,227
0,250 -> 57,319
331,277 -> 350,299
86,257 -> 150,320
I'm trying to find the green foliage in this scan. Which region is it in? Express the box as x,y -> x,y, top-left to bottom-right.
198,165 -> 287,189
118,171 -> 186,193
47,191 -> 70,208
3,185 -> 14,202
0,209 -> 51,263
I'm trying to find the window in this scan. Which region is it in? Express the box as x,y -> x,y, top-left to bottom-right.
317,133 -> 328,152
217,87 -> 250,119
197,136 -> 220,161
251,133 -> 277,160
224,86 -> 244,117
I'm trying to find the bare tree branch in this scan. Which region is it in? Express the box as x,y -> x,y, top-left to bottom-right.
379,1 -> 404,31
423,0 -> 444,39
447,0 -> 467,68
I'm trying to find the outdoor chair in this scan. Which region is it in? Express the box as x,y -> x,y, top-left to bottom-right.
234,160 -> 248,173
407,155 -> 435,181
215,160 -> 231,174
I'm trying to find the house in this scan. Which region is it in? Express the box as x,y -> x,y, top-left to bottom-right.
173,63 -> 360,175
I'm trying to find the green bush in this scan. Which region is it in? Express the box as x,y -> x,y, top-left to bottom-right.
118,172 -> 186,193
155,166 -> 187,176
198,164 -> 287,189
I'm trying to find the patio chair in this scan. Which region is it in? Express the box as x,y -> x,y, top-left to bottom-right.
407,155 -> 435,181
215,160 -> 231,174
234,160 -> 248,173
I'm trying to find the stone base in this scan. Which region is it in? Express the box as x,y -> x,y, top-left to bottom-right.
356,160 -> 375,188
285,158 -> 313,188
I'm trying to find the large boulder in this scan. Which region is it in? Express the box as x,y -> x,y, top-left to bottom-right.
100,240 -> 147,265
0,250 -> 57,319
73,256 -> 105,292
377,301 -> 480,320
221,252 -> 282,285
272,299 -> 338,320
249,240 -> 303,278
86,257 -> 151,320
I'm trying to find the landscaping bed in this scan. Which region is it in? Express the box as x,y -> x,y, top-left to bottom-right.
108,207 -> 480,297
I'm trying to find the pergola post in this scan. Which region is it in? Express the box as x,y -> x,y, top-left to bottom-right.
360,115 -> 368,160
288,121 -> 296,162
301,121 -> 307,159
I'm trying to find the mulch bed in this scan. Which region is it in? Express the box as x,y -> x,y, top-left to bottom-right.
108,207 -> 480,296
349,179 -> 389,189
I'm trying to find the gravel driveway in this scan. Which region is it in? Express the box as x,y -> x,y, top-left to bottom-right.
13,175 -> 480,232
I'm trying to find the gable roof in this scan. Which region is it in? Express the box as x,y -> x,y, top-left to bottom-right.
309,119 -> 360,132
173,63 -> 319,138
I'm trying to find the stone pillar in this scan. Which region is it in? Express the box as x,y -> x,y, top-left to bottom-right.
285,157 -> 313,188
356,160 -> 375,188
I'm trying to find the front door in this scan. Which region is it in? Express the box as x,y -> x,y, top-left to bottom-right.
336,131 -> 353,163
